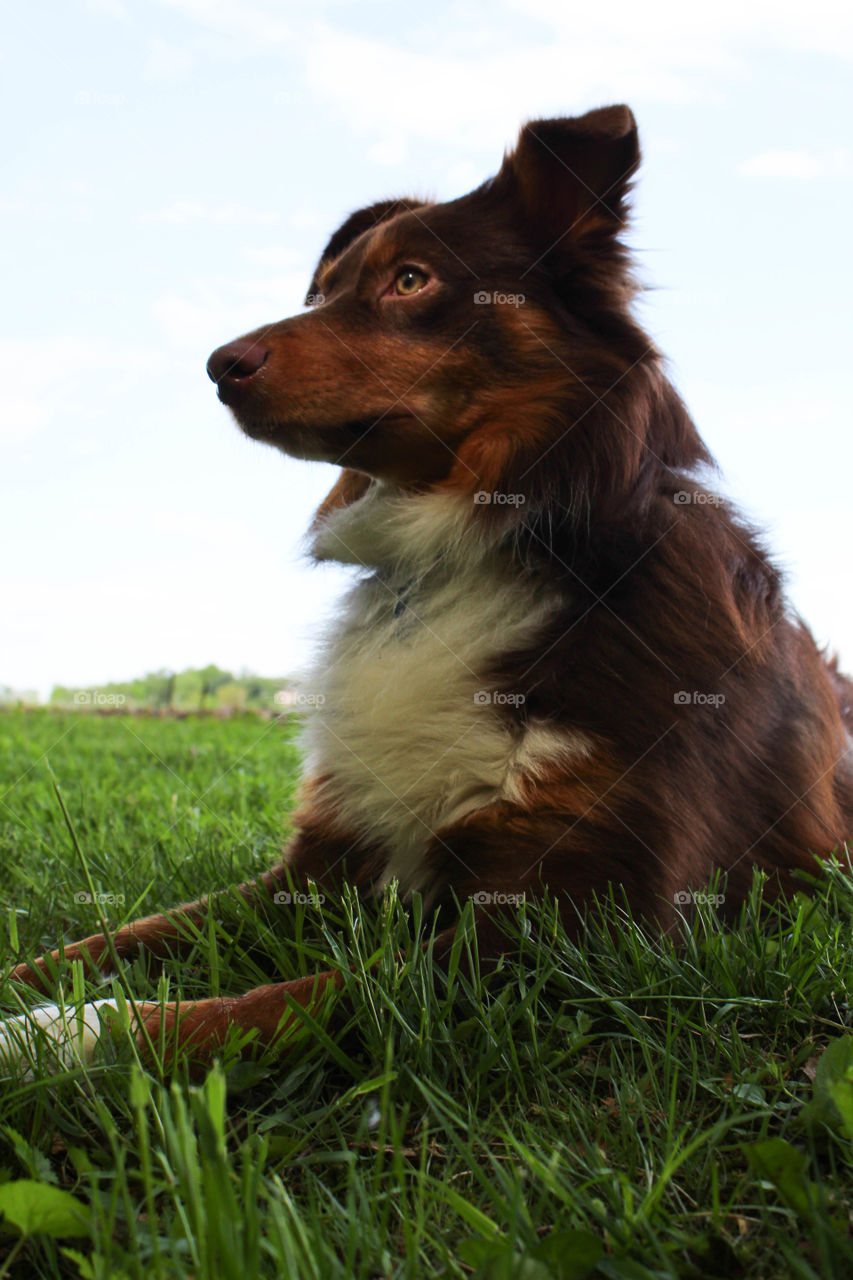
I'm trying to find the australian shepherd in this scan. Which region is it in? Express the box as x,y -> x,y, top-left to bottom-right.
6,105 -> 853,1069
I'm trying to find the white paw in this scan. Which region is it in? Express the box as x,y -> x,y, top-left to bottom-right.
0,1000 -> 134,1078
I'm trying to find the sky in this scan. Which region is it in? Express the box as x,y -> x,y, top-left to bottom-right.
2,0 -> 852,699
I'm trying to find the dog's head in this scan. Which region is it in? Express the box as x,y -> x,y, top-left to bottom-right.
208,106 -> 705,525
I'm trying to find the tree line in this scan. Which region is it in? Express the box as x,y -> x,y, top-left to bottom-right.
45,666 -> 291,713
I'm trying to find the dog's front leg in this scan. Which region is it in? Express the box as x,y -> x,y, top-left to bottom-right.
0,970 -> 345,1079
8,898 -> 217,993
134,968 -> 347,1074
130,911 -> 505,1074
6,816 -> 366,993
0,818 -> 378,1074
0,908 -> 482,1078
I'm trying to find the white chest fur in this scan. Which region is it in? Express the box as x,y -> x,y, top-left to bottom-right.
300,485 -> 585,900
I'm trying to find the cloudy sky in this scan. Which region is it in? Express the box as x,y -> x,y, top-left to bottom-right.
3,0 -> 852,697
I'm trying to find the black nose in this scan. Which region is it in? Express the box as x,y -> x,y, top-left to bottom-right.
206,338 -> 269,385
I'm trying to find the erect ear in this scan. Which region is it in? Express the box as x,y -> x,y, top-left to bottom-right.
497,105 -> 639,259
306,197 -> 431,301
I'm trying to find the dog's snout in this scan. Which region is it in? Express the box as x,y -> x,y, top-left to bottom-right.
207,339 -> 269,390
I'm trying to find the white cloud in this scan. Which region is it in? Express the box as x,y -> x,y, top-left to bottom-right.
152,270 -> 309,349
155,0 -> 293,49
154,292 -> 233,350
149,0 -> 853,165
739,147 -> 851,179
0,196 -> 32,216
150,507 -> 260,549
0,400 -> 50,445
740,150 -> 821,179
507,0 -> 853,63
144,36 -> 196,79
366,134 -> 410,167
0,186 -> 92,221
138,199 -> 279,226
85,0 -> 131,21
298,28 -> 681,155
0,338 -> 152,443
241,245 -> 306,268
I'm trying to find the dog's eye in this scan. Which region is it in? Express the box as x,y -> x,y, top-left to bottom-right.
393,267 -> 429,297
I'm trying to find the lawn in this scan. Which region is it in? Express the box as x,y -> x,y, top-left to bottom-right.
0,708 -> 852,1278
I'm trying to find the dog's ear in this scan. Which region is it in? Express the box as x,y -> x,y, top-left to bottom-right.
497,105 -> 639,259
306,198 -> 429,301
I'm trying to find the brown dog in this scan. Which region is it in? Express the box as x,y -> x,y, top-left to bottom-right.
6,105 -> 853,1071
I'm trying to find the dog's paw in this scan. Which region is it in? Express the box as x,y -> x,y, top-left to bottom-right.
7,934 -> 124,994
0,999 -> 136,1078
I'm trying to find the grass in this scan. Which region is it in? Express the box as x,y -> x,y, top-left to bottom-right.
0,708 -> 852,1278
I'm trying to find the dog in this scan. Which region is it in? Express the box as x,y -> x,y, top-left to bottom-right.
5,104 -> 853,1072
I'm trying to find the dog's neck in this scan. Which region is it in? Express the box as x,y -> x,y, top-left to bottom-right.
309,481 -> 496,583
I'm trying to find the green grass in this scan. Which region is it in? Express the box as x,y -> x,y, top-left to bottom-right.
1,708 -> 853,1278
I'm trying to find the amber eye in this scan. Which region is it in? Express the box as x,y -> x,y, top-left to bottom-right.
393,267 -> 428,296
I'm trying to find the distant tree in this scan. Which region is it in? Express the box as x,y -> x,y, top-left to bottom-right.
215,680 -> 247,711
148,670 -> 176,710
244,677 -> 267,703
44,667 -> 288,713
0,685 -> 36,706
196,665 -> 233,711
243,675 -> 288,709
